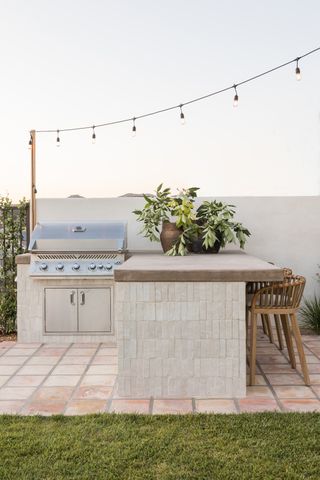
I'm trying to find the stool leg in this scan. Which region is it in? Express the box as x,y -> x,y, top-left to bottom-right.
280,314 -> 296,369
249,312 -> 257,385
274,314 -> 284,350
290,313 -> 310,386
264,314 -> 274,344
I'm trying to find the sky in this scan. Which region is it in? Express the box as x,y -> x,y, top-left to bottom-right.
1,0 -> 320,200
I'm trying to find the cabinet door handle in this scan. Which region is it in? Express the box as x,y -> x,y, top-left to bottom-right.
80,291 -> 85,305
70,291 -> 76,305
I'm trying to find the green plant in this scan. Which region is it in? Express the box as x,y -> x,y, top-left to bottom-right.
133,184 -> 199,255
300,295 -> 320,334
196,201 -> 251,250
0,196 -> 28,334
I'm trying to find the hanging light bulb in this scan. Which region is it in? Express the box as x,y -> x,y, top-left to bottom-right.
28,132 -> 33,150
233,85 -> 239,107
132,118 -> 136,137
92,126 -> 96,144
56,130 -> 60,147
295,57 -> 301,81
179,104 -> 186,125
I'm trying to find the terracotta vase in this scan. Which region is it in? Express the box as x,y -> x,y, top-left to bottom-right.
160,222 -> 182,253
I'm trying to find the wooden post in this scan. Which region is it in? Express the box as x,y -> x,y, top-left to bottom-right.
30,129 -> 36,231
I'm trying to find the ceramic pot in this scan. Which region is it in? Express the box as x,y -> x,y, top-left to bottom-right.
192,236 -> 221,254
160,222 -> 182,253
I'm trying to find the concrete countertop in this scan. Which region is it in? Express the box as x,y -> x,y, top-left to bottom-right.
114,250 -> 284,282
16,253 -> 31,264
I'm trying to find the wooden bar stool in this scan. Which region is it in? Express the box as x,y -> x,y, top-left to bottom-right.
248,275 -> 310,386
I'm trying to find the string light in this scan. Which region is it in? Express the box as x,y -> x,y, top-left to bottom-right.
233,85 -> 239,107
132,117 -> 136,137
28,133 -> 33,150
29,45 -> 320,146
295,57 -> 301,81
56,130 -> 60,147
92,126 -> 96,144
179,104 -> 186,125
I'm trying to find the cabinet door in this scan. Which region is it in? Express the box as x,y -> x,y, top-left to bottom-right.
78,288 -> 112,332
44,288 -> 78,332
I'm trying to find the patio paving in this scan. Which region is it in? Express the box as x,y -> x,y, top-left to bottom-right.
0,328 -> 319,415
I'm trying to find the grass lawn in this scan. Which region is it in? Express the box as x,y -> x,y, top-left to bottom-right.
0,413 -> 320,479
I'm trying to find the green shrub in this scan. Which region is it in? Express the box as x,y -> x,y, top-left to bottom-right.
300,295 -> 320,334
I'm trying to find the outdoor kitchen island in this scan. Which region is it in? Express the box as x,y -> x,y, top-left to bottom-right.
114,251 -> 283,398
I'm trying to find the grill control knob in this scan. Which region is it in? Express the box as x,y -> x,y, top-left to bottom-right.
88,263 -> 96,271
115,261 -> 122,265
97,264 -> 104,270
39,263 -> 48,271
56,263 -> 64,271
72,263 -> 80,271
105,263 -> 113,271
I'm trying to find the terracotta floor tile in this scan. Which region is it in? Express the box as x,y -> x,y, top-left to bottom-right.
21,401 -> 67,416
310,374 -> 320,385
7,375 -> 46,387
71,343 -> 100,348
0,376 -> 10,387
36,348 -> 67,357
74,386 -> 113,400
18,365 -> 53,376
259,364 -> 296,374
44,375 -> 81,387
65,400 -> 107,415
256,355 -> 289,364
97,348 -> 118,356
15,343 -> 42,348
238,398 -> 280,412
305,364 -> 320,374
153,399 -> 193,414
310,385 -> 320,397
0,400 -> 24,414
280,399 -> 320,412
0,365 -> 20,375
27,356 -> 60,365
6,348 -> 38,356
266,374 -> 304,386
92,356 -> 118,365
273,386 -> 316,399
52,364 -> 87,375
59,356 -> 92,365
0,341 -> 16,347
246,386 -> 274,398
33,386 -> 74,402
101,342 -> 117,347
246,374 -> 266,386
65,348 -> 96,356
110,399 -> 150,414
86,365 -> 118,375
0,387 -> 36,400
81,375 -> 116,387
195,399 -> 237,413
0,356 -> 28,365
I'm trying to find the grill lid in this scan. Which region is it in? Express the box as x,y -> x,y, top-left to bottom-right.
29,222 -> 127,252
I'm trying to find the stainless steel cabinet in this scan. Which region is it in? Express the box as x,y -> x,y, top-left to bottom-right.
44,287 -> 112,334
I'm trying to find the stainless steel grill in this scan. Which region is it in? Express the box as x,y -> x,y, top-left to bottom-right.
29,222 -> 127,277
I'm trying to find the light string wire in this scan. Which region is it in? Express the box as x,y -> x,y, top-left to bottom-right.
32,46 -> 320,136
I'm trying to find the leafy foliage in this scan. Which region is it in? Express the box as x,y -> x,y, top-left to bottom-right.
300,295 -> 320,334
0,196 -> 28,334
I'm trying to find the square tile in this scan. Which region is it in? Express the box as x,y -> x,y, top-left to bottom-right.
51,364 -> 87,375
5,348 -> 38,356
18,365 -> 53,376
74,386 -> 112,400
65,348 -> 96,356
92,356 -> 118,365
0,400 -> 24,414
246,375 -> 266,386
86,365 -> 118,375
33,387 -> 74,402
246,386 -> 274,398
59,356 -> 92,365
7,375 -> 46,387
0,365 -> 20,375
65,400 -> 107,415
280,399 -> 320,412
36,348 -> 67,357
110,399 -> 150,414
44,375 -> 81,387
81,375 -> 116,387
273,386 -> 316,399
0,387 -> 36,400
310,374 -> 320,385
97,348 -> 118,356
21,401 -> 66,416
195,399 -> 237,413
266,374 -> 304,386
0,376 -> 10,387
153,399 -> 193,414
238,398 -> 280,412
0,356 -> 28,365
27,356 -> 60,365
259,364 -> 296,374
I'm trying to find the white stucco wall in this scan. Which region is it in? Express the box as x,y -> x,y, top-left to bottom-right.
36,196 -> 320,298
